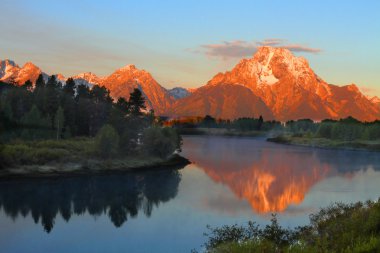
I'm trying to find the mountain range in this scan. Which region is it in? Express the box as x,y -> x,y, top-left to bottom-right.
1,46 -> 379,121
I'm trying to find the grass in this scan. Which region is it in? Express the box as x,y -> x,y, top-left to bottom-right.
0,137 -> 190,177
1,138 -> 94,166
267,135 -> 380,152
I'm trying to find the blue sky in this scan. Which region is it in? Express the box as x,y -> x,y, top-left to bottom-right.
1,0 -> 379,95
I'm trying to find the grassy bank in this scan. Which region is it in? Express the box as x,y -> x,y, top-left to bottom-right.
199,199 -> 380,253
267,135 -> 380,152
0,138 -> 190,178
178,127 -> 266,137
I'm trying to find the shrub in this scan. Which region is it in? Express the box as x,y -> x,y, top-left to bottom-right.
201,200 -> 380,253
141,127 -> 182,158
95,124 -> 119,159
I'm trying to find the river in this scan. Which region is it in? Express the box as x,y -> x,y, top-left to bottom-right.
1,136 -> 380,252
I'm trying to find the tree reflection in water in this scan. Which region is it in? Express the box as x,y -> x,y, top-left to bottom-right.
0,170 -> 181,233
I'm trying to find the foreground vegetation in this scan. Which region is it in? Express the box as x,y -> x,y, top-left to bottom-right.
0,76 -> 186,175
197,199 -> 380,253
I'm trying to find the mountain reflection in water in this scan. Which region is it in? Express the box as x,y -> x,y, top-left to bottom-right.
0,170 -> 181,233
181,136 -> 380,214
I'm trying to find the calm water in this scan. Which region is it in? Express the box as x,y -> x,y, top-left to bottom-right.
1,136 -> 380,253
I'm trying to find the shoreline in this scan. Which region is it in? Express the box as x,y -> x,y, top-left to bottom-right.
0,154 -> 191,179
267,135 -> 380,152
177,127 -> 267,137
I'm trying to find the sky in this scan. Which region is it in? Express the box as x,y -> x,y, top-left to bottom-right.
0,0 -> 379,95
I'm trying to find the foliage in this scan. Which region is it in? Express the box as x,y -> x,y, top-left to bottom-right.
0,77 -> 183,159
20,105 -> 52,140
94,124 -> 119,159
171,115 -> 281,132
201,199 -> 380,253
54,106 -> 65,140
142,127 -> 182,158
128,88 -> 146,116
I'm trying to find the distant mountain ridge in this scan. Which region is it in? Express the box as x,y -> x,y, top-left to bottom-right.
1,48 -> 379,121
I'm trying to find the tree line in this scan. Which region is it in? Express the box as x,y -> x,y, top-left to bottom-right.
0,75 -> 181,159
285,117 -> 380,141
170,114 -> 380,141
170,115 -> 282,132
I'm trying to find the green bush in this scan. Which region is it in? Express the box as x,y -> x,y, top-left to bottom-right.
201,200 -> 380,253
141,127 -> 182,158
119,128 -> 138,155
95,124 -> 119,159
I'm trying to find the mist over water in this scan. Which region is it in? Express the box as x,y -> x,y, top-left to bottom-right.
1,136 -> 380,252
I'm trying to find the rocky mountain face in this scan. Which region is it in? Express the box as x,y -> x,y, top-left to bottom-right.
0,59 -> 46,84
2,48 -> 379,121
98,65 -> 174,114
171,83 -> 274,120
0,61 -> 174,114
202,46 -> 380,121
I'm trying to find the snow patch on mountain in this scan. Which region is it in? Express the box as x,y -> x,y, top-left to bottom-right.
168,87 -> 191,99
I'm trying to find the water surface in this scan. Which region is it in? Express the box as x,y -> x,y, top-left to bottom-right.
1,136 -> 380,253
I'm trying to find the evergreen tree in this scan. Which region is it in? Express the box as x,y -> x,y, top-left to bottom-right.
61,78 -> 76,136
89,85 -> 113,136
258,115 -> 264,130
128,88 -> 146,116
21,105 -> 50,140
95,124 -> 119,159
75,84 -> 91,136
21,80 -> 33,91
116,97 -> 129,114
34,74 -> 46,113
54,106 -> 65,140
63,78 -> 76,97
44,75 -> 60,127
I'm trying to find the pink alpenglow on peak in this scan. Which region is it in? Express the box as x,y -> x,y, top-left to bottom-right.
1,49 -> 379,121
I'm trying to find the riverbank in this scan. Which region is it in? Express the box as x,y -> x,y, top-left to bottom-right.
0,138 -> 190,178
177,127 -> 266,137
267,135 -> 380,152
201,199 -> 380,253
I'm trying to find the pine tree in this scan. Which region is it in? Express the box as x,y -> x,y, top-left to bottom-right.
63,78 -> 76,97
61,78 -> 76,136
21,80 -> 33,91
21,105 -> 50,139
75,84 -> 91,136
128,88 -> 146,116
54,106 -> 65,140
258,115 -> 264,130
34,74 -> 46,113
44,75 -> 60,127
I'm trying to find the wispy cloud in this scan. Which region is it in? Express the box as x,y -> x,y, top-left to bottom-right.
256,38 -> 285,46
282,44 -> 321,53
190,39 -> 321,60
197,40 -> 257,60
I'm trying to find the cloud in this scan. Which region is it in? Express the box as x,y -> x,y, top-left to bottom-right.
199,40 -> 257,60
191,39 -> 321,60
256,38 -> 285,46
282,44 -> 321,53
